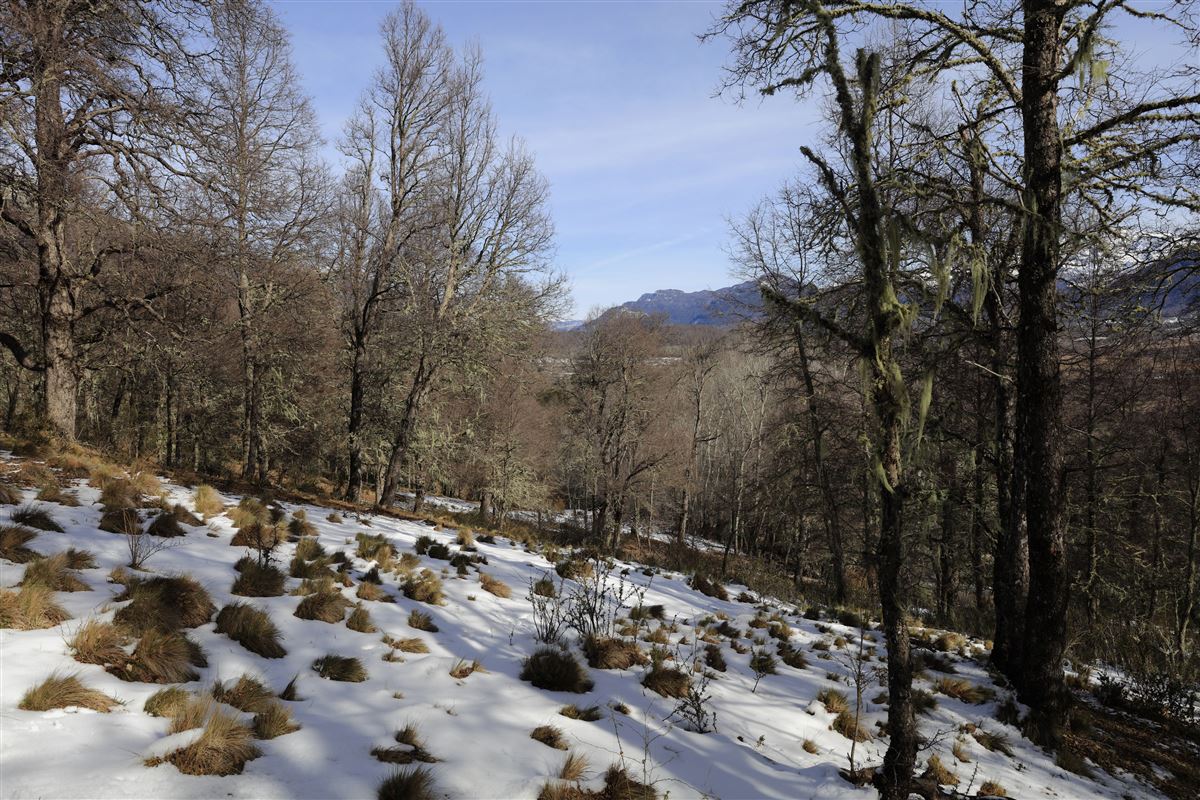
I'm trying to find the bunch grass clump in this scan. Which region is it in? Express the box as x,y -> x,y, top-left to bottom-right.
347,603 -> 378,633
356,581 -> 393,602
531,724 -> 568,749
231,560 -> 286,597
12,504 -> 63,532
147,511 -> 186,538
559,704 -> 603,721
294,588 -> 351,623
689,573 -> 728,601
832,710 -> 872,742
935,677 -> 993,705
383,635 -> 429,653
19,672 -> 120,712
377,766 -> 437,800
479,572 -> 511,598
817,688 -> 849,714
0,585 -> 70,629
99,507 -> 141,535
212,674 -> 275,713
118,628 -> 202,684
408,609 -> 438,632
0,525 -> 38,562
146,703 -> 261,776
69,619 -> 130,666
583,635 -> 648,670
215,602 -> 286,659
114,575 -> 215,633
312,654 -> 367,682
20,552 -> 89,592
521,647 -> 594,693
402,569 -> 444,605
642,664 -> 690,698
144,686 -> 191,717
253,701 -> 300,739
36,484 -> 79,506
193,485 -> 225,519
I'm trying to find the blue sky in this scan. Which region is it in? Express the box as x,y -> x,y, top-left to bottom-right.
272,0 -> 820,317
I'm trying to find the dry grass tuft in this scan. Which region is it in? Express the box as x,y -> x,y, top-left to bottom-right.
531,724 -> 568,749
228,497 -> 268,530
408,609 -> 439,632
19,672 -> 120,712
294,536 -> 325,561
357,581 -> 393,602
951,738 -> 970,763
560,752 -> 589,782
971,729 -> 1013,756
36,484 -> 79,506
521,647 -> 594,693
118,628 -> 201,683
193,485 -> 224,519
934,631 -> 966,652
0,482 -> 22,504
12,504 -> 63,532
69,619 -> 129,666
479,572 -> 511,598
147,511 -> 186,538
979,780 -> 1006,796
583,635 -> 648,670
817,687 -> 850,714
0,525 -> 38,562
253,701 -> 300,739
215,602 -> 286,659
0,585 -> 70,629
559,704 -> 604,721
213,674 -> 275,713
689,573 -> 729,601
383,635 -> 429,653
402,569 -> 444,605
312,654 -> 367,682
922,754 -> 958,786
934,677 -> 993,704
449,658 -> 484,679
642,665 -> 690,698
294,588 -> 351,623
288,516 -> 317,539
147,704 -> 261,776
20,552 -> 89,592
832,710 -> 872,742
231,560 -> 286,597
114,575 -> 214,633
802,738 -> 819,754
99,507 -> 141,535
347,603 -> 378,633
377,766 -> 437,800
63,547 -> 94,569
144,686 -> 191,717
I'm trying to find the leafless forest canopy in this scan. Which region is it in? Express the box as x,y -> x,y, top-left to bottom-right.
1,2 -> 1198,797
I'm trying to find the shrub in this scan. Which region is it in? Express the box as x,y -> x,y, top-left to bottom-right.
689,573 -> 728,601
749,649 -> 777,676
559,704 -> 604,721
20,552 -> 88,592
357,582 -> 393,602
69,619 -> 129,666
294,589 -> 351,623
583,636 -> 648,670
817,688 -> 849,714
19,672 -> 120,712
643,665 -> 690,698
253,701 -> 300,739
114,575 -> 215,633
119,628 -> 201,683
384,635 -> 429,653
193,485 -> 224,519
402,570 -> 444,605
934,677 -> 993,704
521,647 -> 594,694
832,710 -> 871,741
480,573 -> 511,598
99,507 -> 141,535
312,654 -> 367,682
213,675 -> 276,713
978,780 -> 1006,797
0,525 -> 38,562
12,504 -> 63,532
531,724 -> 568,749
347,603 -> 378,633
0,586 -> 70,629
215,602 -> 286,659
377,766 -> 437,800
922,754 -> 958,786
146,705 -> 261,776
145,686 -> 191,717
231,561 -> 286,597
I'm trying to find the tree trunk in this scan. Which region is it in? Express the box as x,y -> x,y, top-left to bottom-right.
345,334 -> 367,501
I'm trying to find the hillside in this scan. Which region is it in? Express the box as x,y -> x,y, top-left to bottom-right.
0,453 -> 1186,800
592,281 -> 764,327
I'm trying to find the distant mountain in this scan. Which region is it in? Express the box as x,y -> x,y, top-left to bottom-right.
595,280 -> 763,327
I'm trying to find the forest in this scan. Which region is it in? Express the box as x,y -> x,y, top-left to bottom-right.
1,2 -> 1198,799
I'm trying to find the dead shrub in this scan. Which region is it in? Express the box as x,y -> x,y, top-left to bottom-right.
69,619 -> 129,666
521,647 -> 594,693
0,525 -> 38,562
531,724 -> 568,749
584,635 -> 648,670
19,672 -> 119,712
294,589 -> 351,623
20,552 -> 89,592
0,585 -> 70,629
12,504 -> 63,532
312,654 -> 367,682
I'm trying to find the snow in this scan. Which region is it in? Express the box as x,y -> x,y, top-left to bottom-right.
0,457 -> 1166,799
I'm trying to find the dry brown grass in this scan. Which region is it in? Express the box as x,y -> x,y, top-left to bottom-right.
922,754 -> 958,786
643,664 -> 690,698
402,569 -> 444,605
0,525 -> 39,563
0,482 -> 23,504
213,675 -> 275,713
559,704 -> 604,721
347,603 -> 378,633
114,575 -> 215,633
0,585 -> 70,629
147,511 -> 186,538
521,647 -> 594,693
383,635 -> 429,653
356,581 -> 393,602
288,516 -> 317,539
449,658 -> 484,679
935,677 -> 993,705
978,780 -> 1007,796
802,738 -> 819,754
479,572 -> 511,598
99,508 -> 141,535
560,752 -> 589,781
19,672 -> 120,712
36,483 -> 79,506
69,619 -> 130,666
215,602 -> 286,659
12,504 -> 63,532
689,573 -> 729,601
228,497 -> 268,530
372,723 -> 438,764
583,636 -> 648,670
971,729 -> 1013,756
144,686 -> 191,717
20,552 -> 89,592
295,589 -> 351,623
408,609 -> 438,632
231,560 -> 286,597
294,536 -> 325,561
377,766 -> 437,800
832,711 -> 872,742
312,654 -> 366,682
253,701 -> 300,739
147,704 -> 261,776
118,628 -> 203,683
193,485 -> 225,519
531,724 -> 568,749
952,738 -> 971,763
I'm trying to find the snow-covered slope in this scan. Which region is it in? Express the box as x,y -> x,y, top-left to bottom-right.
0,459 -> 1161,799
